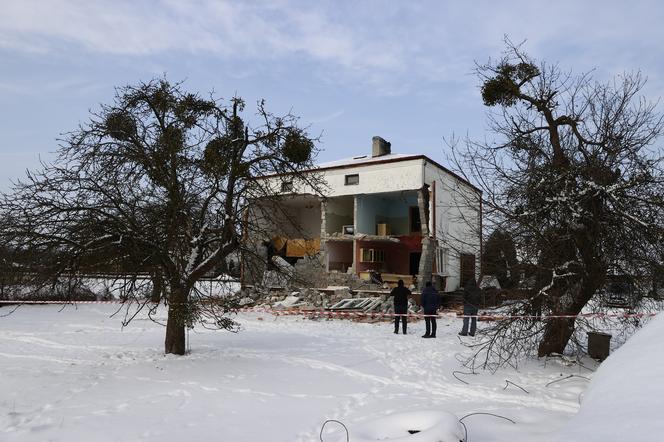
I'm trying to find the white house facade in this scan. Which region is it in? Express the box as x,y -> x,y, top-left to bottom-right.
249,137 -> 482,292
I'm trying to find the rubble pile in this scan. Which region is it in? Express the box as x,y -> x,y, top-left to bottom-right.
237,284 -> 423,318
239,255 -> 426,318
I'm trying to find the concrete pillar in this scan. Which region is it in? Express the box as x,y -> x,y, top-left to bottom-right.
320,198 -> 327,240
418,185 -> 430,237
417,185 -> 435,289
319,198 -> 328,271
351,196 -> 358,273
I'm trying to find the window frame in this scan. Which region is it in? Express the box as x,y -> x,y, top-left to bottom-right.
360,248 -> 385,263
344,174 -> 359,186
436,247 -> 449,275
281,181 -> 293,192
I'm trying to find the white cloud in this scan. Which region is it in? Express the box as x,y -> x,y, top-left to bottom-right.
1,0 -> 664,96
310,109 -> 345,124
0,1 -> 399,67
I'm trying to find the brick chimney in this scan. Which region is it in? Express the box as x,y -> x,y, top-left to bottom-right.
372,136 -> 391,157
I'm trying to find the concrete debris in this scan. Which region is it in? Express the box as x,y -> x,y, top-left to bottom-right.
329,297 -> 383,311
480,275 -> 501,289
238,297 -> 255,307
260,270 -> 286,290
273,295 -> 304,310
244,285 -> 422,317
271,256 -> 295,277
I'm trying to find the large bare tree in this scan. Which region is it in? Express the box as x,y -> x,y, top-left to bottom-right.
452,41 -> 664,366
0,79 -> 323,355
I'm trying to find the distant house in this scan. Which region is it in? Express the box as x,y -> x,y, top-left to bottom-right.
247,136 -> 482,292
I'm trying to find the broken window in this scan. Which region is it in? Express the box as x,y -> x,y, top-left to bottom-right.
345,174 -> 359,185
281,181 -> 293,192
410,206 -> 421,232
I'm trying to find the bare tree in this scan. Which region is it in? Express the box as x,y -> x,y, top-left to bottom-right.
451,40 -> 664,366
0,79 -> 324,355
483,228 -> 518,290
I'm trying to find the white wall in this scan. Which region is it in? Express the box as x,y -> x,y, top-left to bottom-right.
323,159 -> 423,196
424,163 -> 482,291
260,159 -> 423,198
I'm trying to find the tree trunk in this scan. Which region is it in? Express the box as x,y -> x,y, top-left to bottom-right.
538,316 -> 577,356
164,286 -> 187,355
538,268 -> 604,356
150,268 -> 163,304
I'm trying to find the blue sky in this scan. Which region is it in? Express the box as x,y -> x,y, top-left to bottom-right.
1,0 -> 663,188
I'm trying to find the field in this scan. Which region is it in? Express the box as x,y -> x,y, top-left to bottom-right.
0,304 -> 656,441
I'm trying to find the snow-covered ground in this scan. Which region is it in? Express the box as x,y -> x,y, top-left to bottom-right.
0,305 -> 658,441
556,311 -> 664,441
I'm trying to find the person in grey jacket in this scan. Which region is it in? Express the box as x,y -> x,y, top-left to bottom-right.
460,279 -> 481,336
420,281 -> 440,338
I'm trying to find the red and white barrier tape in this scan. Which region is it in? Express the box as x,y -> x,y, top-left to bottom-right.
258,308 -> 658,320
0,300 -> 128,304
0,300 -> 658,320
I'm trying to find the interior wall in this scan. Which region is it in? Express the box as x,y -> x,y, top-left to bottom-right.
260,199 -> 322,239
325,197 -> 354,235
326,241 -> 353,272
356,192 -> 418,235
297,204 -> 322,239
355,238 -> 422,275
356,196 -> 384,234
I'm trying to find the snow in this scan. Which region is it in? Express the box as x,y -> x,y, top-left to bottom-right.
317,153 -> 419,169
0,305 -> 659,441
554,313 -> 664,442
83,276 -> 241,299
349,410 -> 464,442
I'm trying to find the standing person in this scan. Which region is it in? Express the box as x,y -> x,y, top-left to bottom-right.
460,278 -> 481,336
390,279 -> 411,334
421,281 -> 440,338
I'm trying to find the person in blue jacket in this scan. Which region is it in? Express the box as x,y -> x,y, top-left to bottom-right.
420,281 -> 440,338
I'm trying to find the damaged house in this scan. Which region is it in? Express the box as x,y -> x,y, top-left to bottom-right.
245,136 -> 482,292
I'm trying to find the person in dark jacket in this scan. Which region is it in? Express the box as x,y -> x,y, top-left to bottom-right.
390,279 -> 411,334
420,281 -> 440,338
460,278 -> 482,336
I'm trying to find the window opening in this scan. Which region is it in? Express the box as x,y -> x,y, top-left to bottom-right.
345,174 -> 359,185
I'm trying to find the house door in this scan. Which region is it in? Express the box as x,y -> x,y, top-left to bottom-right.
409,252 -> 421,276
460,253 -> 476,288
